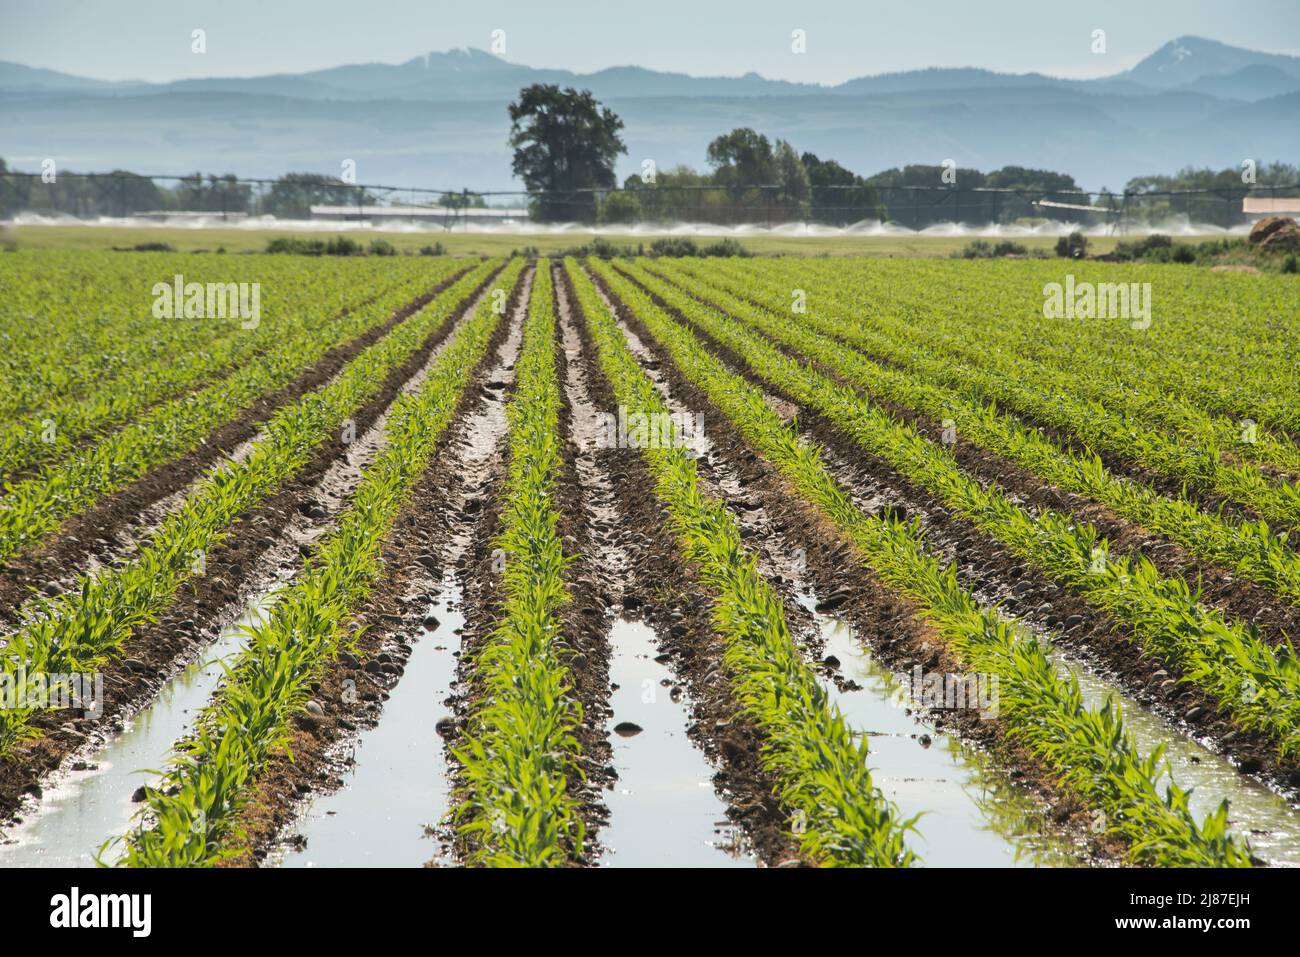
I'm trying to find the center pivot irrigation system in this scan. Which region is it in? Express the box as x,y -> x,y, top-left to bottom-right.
5,170 -> 1299,230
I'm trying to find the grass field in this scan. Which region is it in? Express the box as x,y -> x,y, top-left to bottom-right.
0,246 -> 1296,869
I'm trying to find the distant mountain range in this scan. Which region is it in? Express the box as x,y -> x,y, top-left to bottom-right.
1,35 -> 1297,195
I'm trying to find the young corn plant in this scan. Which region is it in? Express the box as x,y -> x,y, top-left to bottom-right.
567,258 -> 917,868
584,257 -> 1252,868
612,260 -> 1300,760
451,262 -> 587,867
0,262 -> 466,565
692,255 -> 1300,463
656,257 -> 1300,609
114,259 -> 527,867
0,259 -> 451,484
0,261 -> 503,757
684,258 -> 1300,527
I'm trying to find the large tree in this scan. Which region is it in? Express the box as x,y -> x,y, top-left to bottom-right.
509,85 -> 626,223
174,173 -> 252,214
1125,163 -> 1300,228
772,140 -> 810,212
802,153 -> 883,225
706,128 -> 775,200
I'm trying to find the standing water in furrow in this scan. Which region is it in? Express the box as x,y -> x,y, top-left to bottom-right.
272,277 -> 527,867
275,585 -> 465,868
597,618 -> 751,867
0,593 -> 276,867
1049,649 -> 1300,867
0,327 -> 446,868
555,276 -> 751,867
578,269 -> 1049,866
798,594 -> 1083,867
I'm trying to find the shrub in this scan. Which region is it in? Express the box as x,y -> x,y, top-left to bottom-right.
1113,234 -> 1173,261
698,238 -> 752,258
648,237 -> 700,258
265,236 -> 365,256
552,236 -> 748,259
601,190 -> 642,224
1054,231 -> 1089,258
956,240 -> 993,259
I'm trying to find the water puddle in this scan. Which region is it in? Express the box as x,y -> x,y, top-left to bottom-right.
275,294 -> 525,867
597,617 -> 753,867
274,585 -> 464,868
0,593 -> 275,867
560,295 -> 747,865
800,595 -> 1083,867
1052,650 -> 1300,867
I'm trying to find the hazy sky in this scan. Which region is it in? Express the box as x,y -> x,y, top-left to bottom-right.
2,0 -> 1298,84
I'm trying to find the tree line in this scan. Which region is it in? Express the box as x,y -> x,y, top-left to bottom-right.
503,84 -> 1299,227
3,83 -> 1295,227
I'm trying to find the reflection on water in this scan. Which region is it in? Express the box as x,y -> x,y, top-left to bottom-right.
0,593 -> 276,867
1053,650 -> 1300,867
275,584 -> 464,868
598,617 -> 754,868
802,596 -> 1083,868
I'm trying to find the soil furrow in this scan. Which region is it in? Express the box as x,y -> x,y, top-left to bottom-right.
546,264 -> 624,854
591,261 -> 1300,807
560,264 -> 807,866
202,269 -> 524,866
661,267 -> 1273,527
0,282 -> 404,494
640,263 -> 1300,644
583,263 -> 1130,861
0,264 -> 476,626
555,265 -> 756,864
0,263 -> 501,825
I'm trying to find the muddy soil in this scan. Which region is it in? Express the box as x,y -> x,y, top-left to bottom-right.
438,264 -> 609,864
583,263 -> 1134,861
608,263 -> 1300,800
0,265 -> 476,626
0,265 -> 500,825
212,268 -> 527,866
647,266 -> 1281,531
0,283 -> 408,496
641,263 -> 1300,645
561,265 -> 819,866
